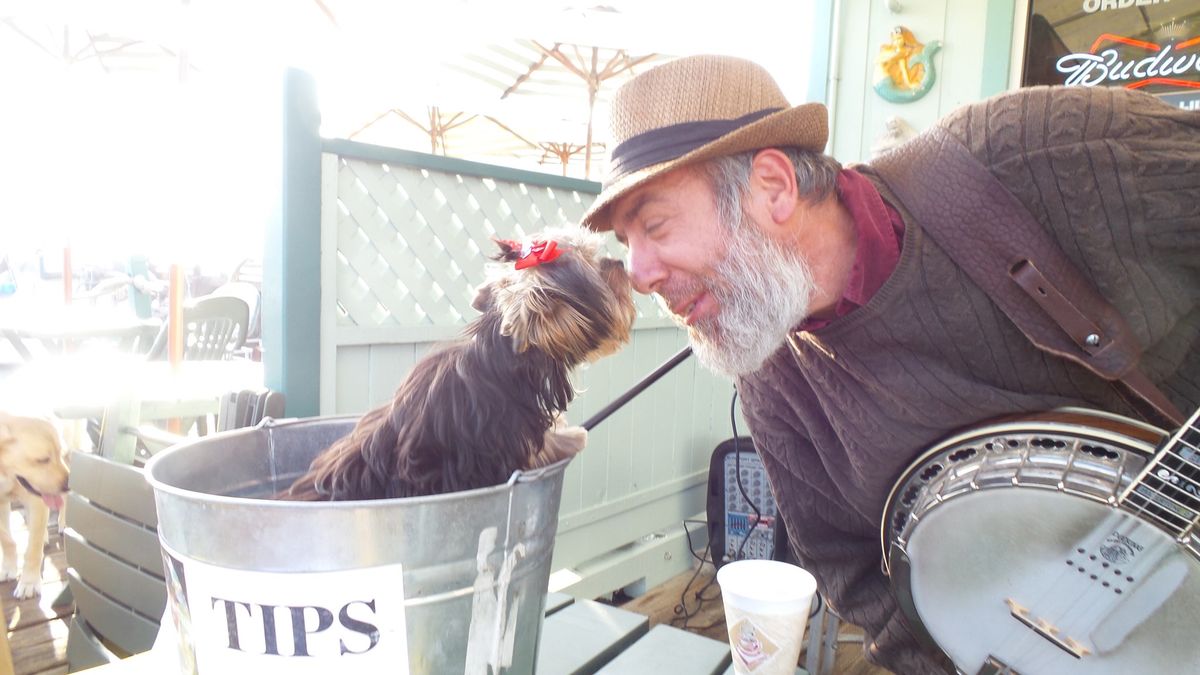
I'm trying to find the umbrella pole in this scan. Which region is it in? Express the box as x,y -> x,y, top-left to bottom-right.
168,264 -> 184,369
585,90 -> 596,180
61,245 -> 75,353
429,107 -> 441,154
585,47 -> 598,180
62,246 -> 73,304
166,264 -> 186,432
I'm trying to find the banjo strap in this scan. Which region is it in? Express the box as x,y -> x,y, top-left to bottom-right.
872,128 -> 1185,428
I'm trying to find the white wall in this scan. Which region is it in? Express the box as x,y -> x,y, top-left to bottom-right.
827,0 -> 1018,163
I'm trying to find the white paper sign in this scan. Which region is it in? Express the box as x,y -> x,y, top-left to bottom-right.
161,543 -> 409,674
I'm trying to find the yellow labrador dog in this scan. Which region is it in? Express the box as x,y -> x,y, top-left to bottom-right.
0,413 -> 70,598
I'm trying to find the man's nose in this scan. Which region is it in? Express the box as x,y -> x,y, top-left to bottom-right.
627,244 -> 666,295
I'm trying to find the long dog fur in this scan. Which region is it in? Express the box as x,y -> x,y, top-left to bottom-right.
281,227 -> 634,500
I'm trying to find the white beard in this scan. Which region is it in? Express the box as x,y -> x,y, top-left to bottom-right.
680,221 -> 817,378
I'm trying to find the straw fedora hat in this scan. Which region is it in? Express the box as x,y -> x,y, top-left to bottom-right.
582,54 -> 828,231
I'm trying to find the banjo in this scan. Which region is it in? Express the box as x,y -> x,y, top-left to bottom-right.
882,405 -> 1200,674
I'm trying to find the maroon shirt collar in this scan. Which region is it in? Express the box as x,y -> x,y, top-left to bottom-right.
798,168 -> 905,331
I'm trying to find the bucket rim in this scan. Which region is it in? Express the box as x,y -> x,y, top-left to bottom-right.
143,416 -> 572,508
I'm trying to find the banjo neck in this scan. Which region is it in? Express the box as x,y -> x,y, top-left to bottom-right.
1118,406 -> 1200,542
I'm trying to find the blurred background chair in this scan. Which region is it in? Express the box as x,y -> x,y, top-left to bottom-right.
145,294 -> 249,362
64,388 -> 285,671
129,388 -> 285,456
83,293 -> 254,449
95,388 -> 285,463
208,281 -> 261,359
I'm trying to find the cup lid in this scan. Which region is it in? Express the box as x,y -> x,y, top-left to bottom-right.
716,559 -> 817,603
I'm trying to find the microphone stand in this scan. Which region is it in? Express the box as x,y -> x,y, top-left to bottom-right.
581,346 -> 694,431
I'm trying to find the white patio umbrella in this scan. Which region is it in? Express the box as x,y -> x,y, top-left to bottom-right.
346,104 -> 611,178
526,140 -> 606,177
347,105 -> 540,158
502,112 -> 607,177
443,38 -> 669,179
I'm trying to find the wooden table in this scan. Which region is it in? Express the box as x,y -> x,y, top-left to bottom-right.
0,353 -> 263,462
0,305 -> 161,362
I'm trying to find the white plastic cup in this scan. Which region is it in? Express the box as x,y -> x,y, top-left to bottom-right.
717,560 -> 818,675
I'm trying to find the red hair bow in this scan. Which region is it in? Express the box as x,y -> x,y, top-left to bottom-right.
501,239 -> 563,270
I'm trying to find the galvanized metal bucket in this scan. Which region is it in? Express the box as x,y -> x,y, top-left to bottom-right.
144,416 -> 567,675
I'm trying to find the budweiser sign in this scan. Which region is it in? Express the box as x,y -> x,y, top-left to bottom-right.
1081,0 -> 1173,13
1056,33 -> 1200,89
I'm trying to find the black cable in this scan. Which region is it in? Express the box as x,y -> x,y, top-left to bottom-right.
671,387 -> 768,634
670,563 -> 720,629
682,519 -> 710,565
730,390 -> 823,622
670,519 -> 722,630
810,591 -> 823,620
731,387 -> 763,561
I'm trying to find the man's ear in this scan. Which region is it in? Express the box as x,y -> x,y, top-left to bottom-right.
749,148 -> 799,227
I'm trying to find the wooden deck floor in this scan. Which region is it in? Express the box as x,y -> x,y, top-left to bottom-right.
4,514 -> 71,675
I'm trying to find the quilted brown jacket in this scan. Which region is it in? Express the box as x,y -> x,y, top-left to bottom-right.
736,86 -> 1200,673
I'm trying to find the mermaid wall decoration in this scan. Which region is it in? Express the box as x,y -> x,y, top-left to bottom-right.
874,26 -> 942,103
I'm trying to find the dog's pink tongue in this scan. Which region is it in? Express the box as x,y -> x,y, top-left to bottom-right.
43,494 -> 64,511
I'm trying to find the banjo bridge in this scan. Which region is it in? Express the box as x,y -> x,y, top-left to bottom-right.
1006,598 -> 1091,659
975,656 -> 1021,675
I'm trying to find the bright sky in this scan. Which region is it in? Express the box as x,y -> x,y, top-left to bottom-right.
0,0 -> 816,270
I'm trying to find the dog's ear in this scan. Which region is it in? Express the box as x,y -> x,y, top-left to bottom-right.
499,286 -> 592,359
492,238 -> 523,263
471,283 -> 494,312
0,422 -> 13,450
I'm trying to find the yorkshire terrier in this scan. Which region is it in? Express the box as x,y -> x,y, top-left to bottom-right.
280,225 -> 635,501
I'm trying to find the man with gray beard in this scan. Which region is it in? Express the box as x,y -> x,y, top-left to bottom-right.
583,54 -> 1200,674
678,168 -> 817,377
